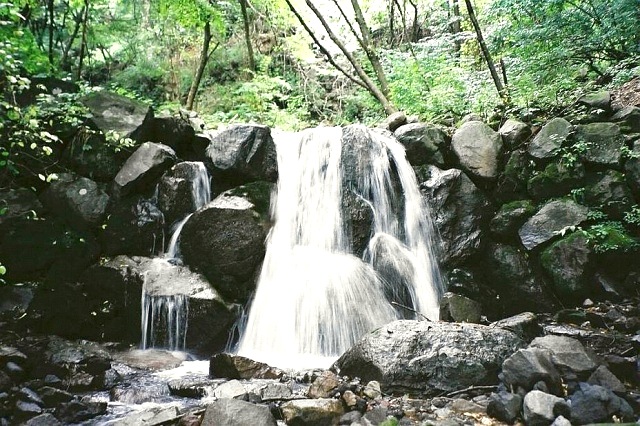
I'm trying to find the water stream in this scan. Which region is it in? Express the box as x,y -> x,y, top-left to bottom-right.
237,125 -> 444,369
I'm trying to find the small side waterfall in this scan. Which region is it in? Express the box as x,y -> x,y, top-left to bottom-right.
141,162 -> 211,351
237,125 -> 444,369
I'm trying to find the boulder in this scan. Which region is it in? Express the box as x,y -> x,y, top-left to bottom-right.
492,312 -> 542,342
379,111 -> 407,132
63,127 -> 131,182
489,200 -> 535,239
451,121 -> 503,180
80,91 -> 149,137
0,188 -> 44,227
131,113 -> 198,159
611,106 -> 640,133
106,405 -> 181,426
487,391 -> 523,423
394,123 -> 447,167
0,285 -> 34,316
211,380 -> 248,400
210,353 -> 283,380
483,242 -> 559,315
157,161 -> 211,226
569,382 -> 634,425
527,162 -> 585,201
280,398 -> 345,426
205,124 -> 277,188
576,123 -> 624,167
501,348 -> 563,395
39,173 -> 109,231
113,142 -> 176,197
587,365 -> 626,393
624,140 -> 640,194
499,119 -> 531,148
24,413 -> 62,426
577,90 -> 611,111
100,196 -> 164,256
308,371 -> 340,399
540,232 -> 593,302
180,205 -> 266,302
494,149 -> 531,202
439,292 -> 481,323
342,190 -> 374,257
211,181 -> 273,223
518,199 -> 589,251
333,320 -> 523,395
530,335 -> 598,378
523,390 -> 571,426
420,166 -> 489,266
527,118 -> 572,160
201,399 -> 276,426
584,170 -> 633,218
54,401 -> 107,424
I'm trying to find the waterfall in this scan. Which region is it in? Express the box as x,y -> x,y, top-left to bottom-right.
237,125 -> 444,369
141,162 -> 211,351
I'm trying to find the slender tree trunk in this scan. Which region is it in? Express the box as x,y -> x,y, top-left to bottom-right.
451,0 -> 461,56
463,0 -> 509,102
48,0 -> 55,64
301,0 -> 396,114
76,0 -> 89,80
61,7 -> 83,70
408,0 -> 418,42
187,21 -> 219,110
389,0 -> 396,46
239,0 -> 256,73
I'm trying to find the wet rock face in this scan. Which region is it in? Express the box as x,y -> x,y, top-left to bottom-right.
540,232 -> 593,302
394,122 -> 447,167
113,142 -> 177,198
80,91 -> 150,137
333,320 -> 524,395
527,117 -> 572,160
157,161 -> 211,226
518,199 -> 589,251
180,205 -> 266,302
205,124 -> 278,188
420,165 -> 489,267
451,121 -> 503,180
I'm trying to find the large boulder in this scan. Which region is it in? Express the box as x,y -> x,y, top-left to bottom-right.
530,335 -> 598,378
394,123 -> 447,167
420,166 -> 489,267
527,118 -> 572,160
180,205 -> 266,302
611,106 -> 640,133
451,121 -> 503,180
584,170 -> 633,218
205,124 -> 277,188
527,162 -> 585,201
518,199 -> 589,251
100,197 -> 165,257
540,232 -> 593,302
333,320 -> 524,395
489,200 -> 536,239
131,113 -> 198,159
201,399 -> 276,426
39,173 -> 109,232
80,91 -> 149,137
501,347 -> 563,395
483,242 -> 559,315
494,149 -> 531,203
280,399 -> 344,426
157,161 -> 211,226
499,119 -> 531,149
523,390 -> 571,426
113,142 -> 176,198
569,382 -> 634,424
0,188 -> 44,228
624,140 -> 640,194
575,123 -> 624,167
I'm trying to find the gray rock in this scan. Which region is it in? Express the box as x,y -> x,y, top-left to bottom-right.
131,113 -> 198,159
0,188 -> 43,226
110,383 -> 171,404
40,173 -> 109,231
624,140 -> 640,194
157,161 -> 211,226
39,386 -> 73,407
308,371 -> 340,398
540,232 -> 593,302
587,365 -> 625,393
551,415 -> 571,426
487,391 -> 522,423
0,370 -> 11,393
64,127 -> 131,182
18,387 -> 44,407
501,347 -> 563,395
363,380 -> 382,399
499,119 -> 532,148
202,399 -> 276,426
24,413 -> 62,426
489,200 -> 536,238
80,91 -> 149,137
584,170 -> 633,218
281,399 -> 345,426
260,382 -> 293,401
518,199 -> 589,250
530,335 -> 598,378
205,124 -> 277,186
484,243 -> 559,315
611,106 -> 640,133
451,121 -> 503,180
439,292 -> 482,323
569,382 -> 634,424
212,380 -> 248,400
577,91 -> 611,111
527,162 -> 585,201
528,118 -> 572,160
114,142 -> 177,197
14,400 -> 42,421
394,123 -> 447,166
364,406 -> 389,424
420,166 -> 489,266
100,197 -> 164,256
495,149 -> 531,203
379,111 -> 407,132
0,346 -> 28,365
334,320 -> 523,395
492,312 -> 542,342
523,390 -> 570,426
460,113 -> 483,124
210,353 -> 284,380
107,405 -> 181,426
55,400 -> 107,423
180,205 -> 266,302
576,122 -> 624,167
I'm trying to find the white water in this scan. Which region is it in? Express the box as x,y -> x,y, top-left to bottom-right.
237,125 -> 444,369
141,162 -> 211,351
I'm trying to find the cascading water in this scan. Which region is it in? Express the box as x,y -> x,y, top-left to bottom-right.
141,162 -> 211,351
237,125 -> 444,369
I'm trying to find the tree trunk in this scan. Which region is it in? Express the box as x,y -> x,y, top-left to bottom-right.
463,0 -> 509,103
48,0 -> 55,65
186,21 -> 217,110
239,0 -> 256,73
76,0 -> 89,80
302,0 -> 396,114
389,0 -> 396,46
61,7 -> 83,71
451,0 -> 461,56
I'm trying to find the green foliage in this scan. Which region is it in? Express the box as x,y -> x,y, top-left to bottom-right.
580,221 -> 640,254
623,205 -> 640,227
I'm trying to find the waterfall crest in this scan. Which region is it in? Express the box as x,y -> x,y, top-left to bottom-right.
237,125 -> 444,369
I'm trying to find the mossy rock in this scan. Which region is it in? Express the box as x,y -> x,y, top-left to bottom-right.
527,162 -> 585,201
490,200 -> 536,239
583,171 -> 633,219
540,232 -> 593,302
227,181 -> 274,218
